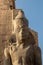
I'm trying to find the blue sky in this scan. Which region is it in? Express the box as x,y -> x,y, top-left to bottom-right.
16,0 -> 43,64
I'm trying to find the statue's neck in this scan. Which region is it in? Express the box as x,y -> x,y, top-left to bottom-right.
16,38 -> 30,48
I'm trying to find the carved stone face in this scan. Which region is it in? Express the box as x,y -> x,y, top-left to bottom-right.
14,19 -> 29,43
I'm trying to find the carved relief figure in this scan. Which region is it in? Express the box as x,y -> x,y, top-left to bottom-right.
4,10 -> 42,65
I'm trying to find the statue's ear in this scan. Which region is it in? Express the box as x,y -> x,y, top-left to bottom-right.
9,34 -> 16,44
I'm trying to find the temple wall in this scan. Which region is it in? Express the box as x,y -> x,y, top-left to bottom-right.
0,9 -> 12,65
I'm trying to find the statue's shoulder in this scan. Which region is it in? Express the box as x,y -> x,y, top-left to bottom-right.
27,45 -> 41,53
34,45 -> 41,50
33,45 -> 41,54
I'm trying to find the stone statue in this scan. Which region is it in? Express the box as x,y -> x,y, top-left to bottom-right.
4,10 -> 42,65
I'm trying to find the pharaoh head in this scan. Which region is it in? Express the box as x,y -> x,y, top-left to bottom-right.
13,10 -> 29,43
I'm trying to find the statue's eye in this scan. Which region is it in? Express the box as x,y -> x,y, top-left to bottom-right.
16,27 -> 21,32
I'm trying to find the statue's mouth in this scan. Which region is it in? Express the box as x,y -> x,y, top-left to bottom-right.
20,34 -> 28,39
20,36 -> 28,42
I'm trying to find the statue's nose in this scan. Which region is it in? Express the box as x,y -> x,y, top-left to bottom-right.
20,28 -> 25,34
